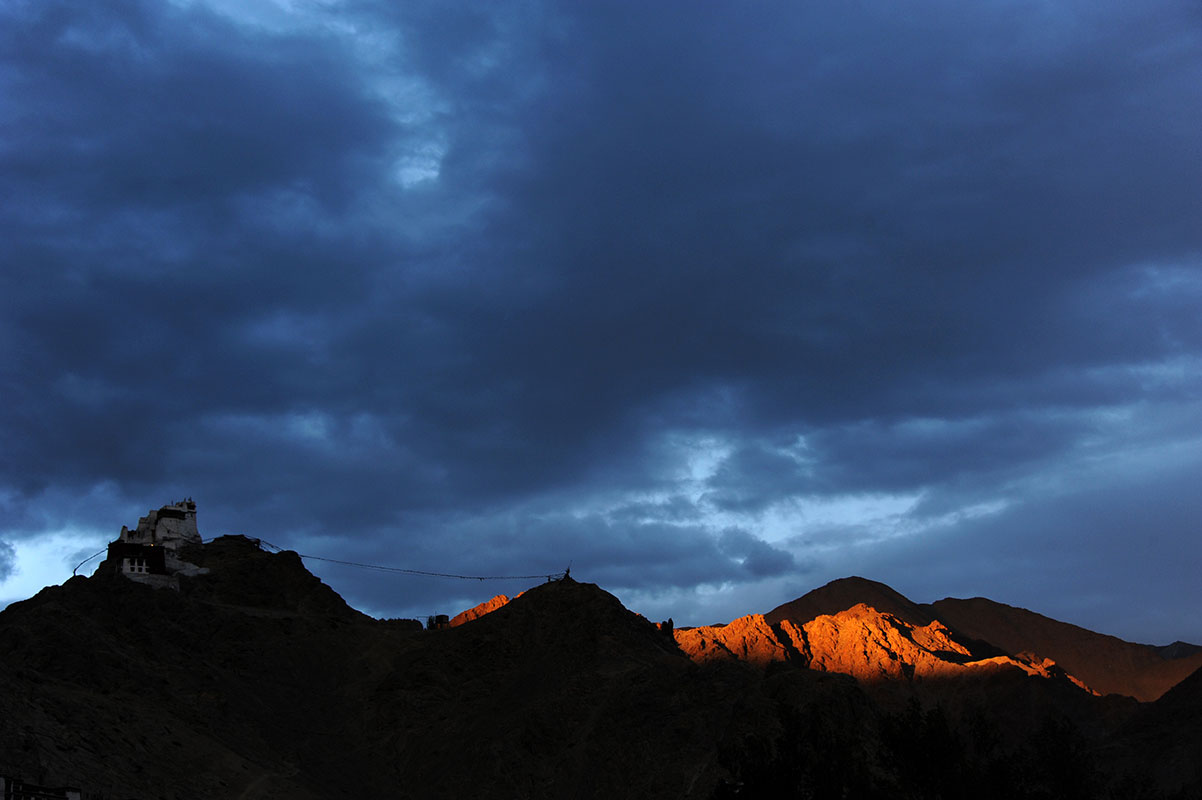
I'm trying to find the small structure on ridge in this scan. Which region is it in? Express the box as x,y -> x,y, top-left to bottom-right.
105,499 -> 209,589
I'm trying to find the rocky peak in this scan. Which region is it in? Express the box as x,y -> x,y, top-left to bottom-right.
674,613 -> 802,666
802,603 -> 984,683
765,575 -> 934,627
675,598 -> 1098,698
450,594 -> 511,627
931,596 -> 1202,701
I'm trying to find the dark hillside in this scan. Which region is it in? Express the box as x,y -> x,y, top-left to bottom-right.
932,596 -> 1202,701
766,576 -> 935,627
177,535 -> 370,620
0,546 -> 850,798
1104,665 -> 1202,795
1,545 -> 1199,799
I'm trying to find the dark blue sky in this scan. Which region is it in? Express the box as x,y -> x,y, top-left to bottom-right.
2,0 -> 1200,642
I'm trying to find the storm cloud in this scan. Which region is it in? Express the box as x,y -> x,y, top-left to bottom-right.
2,0 -> 1199,642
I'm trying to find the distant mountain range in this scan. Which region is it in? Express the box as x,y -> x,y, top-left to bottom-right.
703,574 -> 1202,702
2,537 -> 1199,799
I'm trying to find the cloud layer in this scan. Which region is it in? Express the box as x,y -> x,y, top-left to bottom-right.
2,0 -> 1199,641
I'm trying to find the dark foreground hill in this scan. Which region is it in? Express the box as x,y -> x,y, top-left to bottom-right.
2,539 -> 1200,799
0,538 -> 866,799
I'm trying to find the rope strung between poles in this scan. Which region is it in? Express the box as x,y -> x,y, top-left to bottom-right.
255,538 -> 563,581
294,552 -> 565,582
72,548 -> 109,576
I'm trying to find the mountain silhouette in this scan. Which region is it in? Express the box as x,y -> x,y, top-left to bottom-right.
2,533 -> 1200,798
930,596 -> 1202,701
765,575 -> 936,627
756,576 -> 1200,702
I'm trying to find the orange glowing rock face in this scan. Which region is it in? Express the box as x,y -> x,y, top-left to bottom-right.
674,603 -> 977,677
450,581 -> 1100,696
449,594 -> 511,627
801,604 -> 974,682
673,614 -> 794,665
674,602 -> 1097,693
962,654 -> 1099,694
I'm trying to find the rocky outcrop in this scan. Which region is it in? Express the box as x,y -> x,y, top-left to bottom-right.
754,577 -> 1202,702
801,604 -> 973,682
449,594 -> 510,627
674,613 -> 803,665
675,602 -> 1096,694
765,575 -> 934,627
178,534 -> 370,620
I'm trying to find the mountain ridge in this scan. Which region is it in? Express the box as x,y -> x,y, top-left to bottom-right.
764,575 -> 936,627
424,575 -> 1201,703
2,537 -> 1200,798
754,576 -> 1201,702
929,595 -> 1202,701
